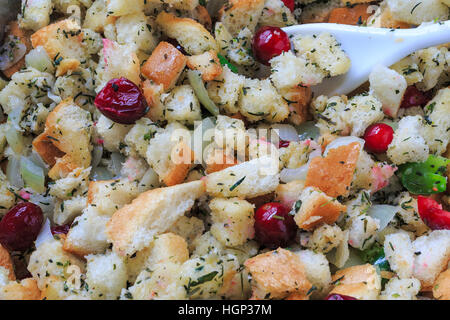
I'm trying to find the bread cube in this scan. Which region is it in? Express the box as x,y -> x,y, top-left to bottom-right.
386,0 -> 449,25
311,95 -> 349,135
0,244 -> 15,281
83,0 -> 117,33
294,249 -> 332,298
380,277 -> 421,300
159,85 -> 202,125
330,264 -> 381,300
53,196 -> 87,225
307,224 -> 345,253
433,269 -> 450,300
219,0 -> 265,35
19,0 -> 52,31
0,277 -> 41,300
115,13 -> 158,54
259,0 -> 297,27
187,50 -> 222,81
106,0 -> 144,16
384,233 -> 415,279
391,55 -> 423,86
207,66 -> 245,115
124,118 -> 160,158
413,47 -> 447,91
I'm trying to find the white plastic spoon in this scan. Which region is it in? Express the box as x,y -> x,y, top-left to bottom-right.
282,21 -> 450,97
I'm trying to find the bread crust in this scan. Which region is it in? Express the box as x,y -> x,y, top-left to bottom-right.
0,244 -> 15,281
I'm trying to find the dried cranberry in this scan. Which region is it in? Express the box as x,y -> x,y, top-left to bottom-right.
363,123 -> 394,153
94,77 -> 148,124
417,196 -> 450,230
165,38 -> 188,55
0,202 -> 43,252
51,224 -> 71,236
252,26 -> 291,65
325,294 -> 357,300
400,86 -> 432,109
281,0 -> 295,12
254,202 -> 297,248
278,139 -> 291,148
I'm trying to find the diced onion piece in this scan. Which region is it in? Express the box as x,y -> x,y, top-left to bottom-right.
367,204 -> 398,231
5,125 -> 25,154
20,156 -> 46,194
25,46 -> 55,73
47,91 -> 62,104
324,136 -> 365,156
280,165 -> 308,183
35,219 -> 53,248
139,168 -> 160,191
0,35 -> 26,70
91,166 -> 114,181
6,156 -> 24,188
29,151 -> 49,174
187,70 -> 219,116
91,145 -> 103,169
296,121 -> 320,141
110,152 -> 125,177
271,124 -> 300,142
327,230 -> 350,268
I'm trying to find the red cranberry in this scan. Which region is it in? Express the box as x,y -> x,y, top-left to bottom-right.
252,26 -> 291,65
51,224 -> 71,236
401,86 -> 432,109
281,0 -> 295,12
254,202 -> 297,248
94,77 -> 148,124
0,202 -> 43,252
417,196 -> 450,230
278,139 -> 291,148
165,38 -> 188,55
325,294 -> 357,300
363,123 -> 394,154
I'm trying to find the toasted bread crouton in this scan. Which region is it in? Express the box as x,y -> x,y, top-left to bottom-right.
293,187 -> 346,231
395,193 -> 429,236
210,197 -> 255,247
106,0 -> 145,16
433,269 -> 450,300
385,0 -> 449,25
295,249 -> 332,298
328,4 -> 373,25
412,230 -> 450,288
305,142 -> 361,198
259,0 -> 297,28
0,171 -> 16,216
149,233 -> 190,265
0,244 -> 14,281
141,42 -> 187,91
413,47 -> 447,91
53,196 -> 87,226
187,50 -> 222,81
106,180 -> 205,256
206,156 -> 279,199
83,0 -> 117,32
48,166 -> 90,199
2,21 -> 32,78
330,264 -> 382,300
156,12 -> 218,55
96,115 -> 132,152
244,248 -> 312,299
307,224 -> 345,253
384,233 -> 415,279
219,0 -> 265,35
275,180 -> 306,211
157,85 -> 202,125
33,98 -> 92,180
380,277 -> 421,300
0,278 -> 41,300
367,4 -> 411,29
391,56 -> 423,86
124,117 -> 160,158
280,86 -> 312,126
18,0 -> 52,31
205,148 -> 239,174
31,19 -> 84,75
167,216 -> 205,251
95,39 -> 141,92
369,65 -> 407,118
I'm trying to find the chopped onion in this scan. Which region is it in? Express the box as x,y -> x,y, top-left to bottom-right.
47,91 -> 62,104
110,152 -> 125,177
0,35 -> 26,70
29,151 -> 49,175
139,168 -> 160,192
25,46 -> 55,73
327,230 -> 350,268
6,156 -> 24,188
91,166 -> 114,181
280,165 -> 308,183
91,145 -> 103,169
187,70 -> 219,116
367,204 -> 398,231
20,156 -> 46,194
341,247 -> 365,269
5,124 -> 25,154
35,219 -> 53,248
324,136 -> 365,156
296,121 -> 320,141
271,124 -> 300,142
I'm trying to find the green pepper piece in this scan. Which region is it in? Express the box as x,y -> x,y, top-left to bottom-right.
398,155 -> 449,195
217,53 -> 238,73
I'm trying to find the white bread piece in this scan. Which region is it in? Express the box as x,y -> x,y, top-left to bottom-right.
207,66 -> 245,115
259,0 -> 297,27
205,156 -> 279,199
120,156 -> 149,182
160,85 -> 202,125
330,264 -> 381,300
340,94 -> 384,137
279,140 -> 311,169
106,180 -> 205,256
311,95 -> 349,135
53,196 -> 87,225
294,249 -> 332,299
85,250 -> 128,300
219,0 -> 265,35
351,149 -> 376,193
0,171 -> 16,215
96,115 -> 131,153
213,115 -> 247,153
168,216 -> 205,251
307,224 -> 345,254
239,78 -> 289,123
422,87 -> 450,155
347,215 -> 380,250
369,65 -> 407,118
386,0 -> 449,25
19,0 -> 52,31
124,118 -> 160,158
387,115 -> 429,165
412,230 -> 450,288
380,277 -> 421,300
106,0 -> 144,16
391,55 -> 423,86
156,12 -> 218,55
95,39 -> 140,92
83,0 -> 117,33
433,269 -> 450,300
148,233 -> 190,265
395,192 -> 429,236
210,197 -> 255,247
384,233 -> 415,279
413,47 -> 447,91
244,248 -> 312,299
270,51 -> 325,90
28,238 -> 85,290
115,13 -> 158,54
0,276 -> 41,300
292,33 -> 351,77
187,50 -> 222,81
